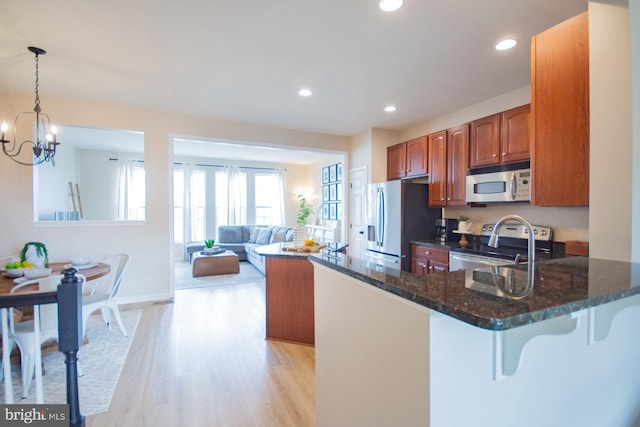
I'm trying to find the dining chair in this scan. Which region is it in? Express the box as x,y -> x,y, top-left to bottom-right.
82,254 -> 130,339
0,255 -> 16,384
4,274 -> 64,403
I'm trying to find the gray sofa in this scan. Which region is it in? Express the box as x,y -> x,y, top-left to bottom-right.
185,225 -> 295,274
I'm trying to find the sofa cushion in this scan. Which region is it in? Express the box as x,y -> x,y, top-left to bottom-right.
256,227 -> 273,245
285,229 -> 295,242
218,226 -> 243,243
242,225 -> 254,242
271,231 -> 287,243
269,226 -> 287,243
219,243 -> 246,254
248,227 -> 260,243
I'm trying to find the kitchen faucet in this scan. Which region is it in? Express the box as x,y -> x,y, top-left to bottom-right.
488,214 -> 535,298
488,214 -> 535,264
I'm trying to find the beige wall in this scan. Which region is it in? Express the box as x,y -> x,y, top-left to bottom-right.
630,0 -> 640,262
349,129 -> 373,181
0,93 -> 349,303
400,86 -> 531,140
589,1 -> 633,260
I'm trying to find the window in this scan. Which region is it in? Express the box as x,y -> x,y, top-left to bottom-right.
174,166 -> 283,255
255,173 -> 284,226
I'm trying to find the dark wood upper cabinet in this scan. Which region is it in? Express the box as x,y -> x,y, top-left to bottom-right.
405,136 -> 428,178
387,137 -> 428,181
387,143 -> 407,180
427,131 -> 447,207
501,104 -> 531,164
446,124 -> 469,206
470,105 -> 530,168
470,114 -> 501,168
531,11 -> 589,206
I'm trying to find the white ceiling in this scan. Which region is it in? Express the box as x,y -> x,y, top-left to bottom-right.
0,0 -> 587,141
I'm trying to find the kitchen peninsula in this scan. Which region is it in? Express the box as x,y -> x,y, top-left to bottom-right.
255,242 -> 318,346
310,253 -> 640,427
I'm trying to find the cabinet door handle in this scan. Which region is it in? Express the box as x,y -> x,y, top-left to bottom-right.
492,153 -> 498,158
502,152 -> 507,156
419,263 -> 426,268
447,197 -> 451,201
425,251 -> 430,255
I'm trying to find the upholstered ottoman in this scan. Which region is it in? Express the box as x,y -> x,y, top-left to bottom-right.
192,250 -> 240,277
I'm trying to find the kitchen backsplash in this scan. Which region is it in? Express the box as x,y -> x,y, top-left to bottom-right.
444,205 -> 588,242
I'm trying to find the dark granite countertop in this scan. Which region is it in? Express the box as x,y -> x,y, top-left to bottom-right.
255,242 -> 311,259
309,252 -> 640,331
412,239 -> 564,261
255,242 -> 347,259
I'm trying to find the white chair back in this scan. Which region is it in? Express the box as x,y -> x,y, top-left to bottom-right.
91,254 -> 129,298
10,274 -> 64,334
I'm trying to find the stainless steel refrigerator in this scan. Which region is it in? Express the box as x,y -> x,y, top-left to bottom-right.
365,180 -> 441,271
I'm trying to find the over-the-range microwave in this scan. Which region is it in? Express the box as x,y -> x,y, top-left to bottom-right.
466,162 -> 531,203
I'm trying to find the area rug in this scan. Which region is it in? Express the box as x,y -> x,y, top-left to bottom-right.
0,309 -> 142,416
175,260 -> 264,290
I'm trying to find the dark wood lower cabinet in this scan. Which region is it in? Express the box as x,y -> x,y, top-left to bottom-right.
265,256 -> 315,346
411,244 -> 449,275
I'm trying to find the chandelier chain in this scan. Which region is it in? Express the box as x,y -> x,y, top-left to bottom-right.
34,52 -> 41,110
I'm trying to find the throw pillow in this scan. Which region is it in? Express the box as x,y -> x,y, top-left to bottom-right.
256,227 -> 273,245
248,227 -> 260,243
271,231 -> 287,243
285,229 -> 295,242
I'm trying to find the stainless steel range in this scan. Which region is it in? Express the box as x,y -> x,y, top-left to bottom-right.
448,222 -> 553,272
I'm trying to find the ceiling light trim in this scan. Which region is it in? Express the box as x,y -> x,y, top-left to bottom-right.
379,0 -> 403,12
495,38 -> 518,51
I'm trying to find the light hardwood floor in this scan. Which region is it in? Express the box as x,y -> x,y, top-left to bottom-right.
86,280 -> 316,426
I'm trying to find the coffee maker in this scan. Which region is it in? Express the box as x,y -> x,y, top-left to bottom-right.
435,218 -> 458,243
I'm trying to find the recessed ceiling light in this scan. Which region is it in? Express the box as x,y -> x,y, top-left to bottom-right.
298,88 -> 312,97
379,0 -> 403,12
384,105 -> 397,112
495,38 -> 518,51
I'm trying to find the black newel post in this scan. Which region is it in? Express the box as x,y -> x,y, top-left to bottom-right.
57,267 -> 85,427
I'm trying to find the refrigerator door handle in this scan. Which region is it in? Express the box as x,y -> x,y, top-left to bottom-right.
377,189 -> 385,245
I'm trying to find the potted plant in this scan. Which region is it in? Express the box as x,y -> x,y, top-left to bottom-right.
203,239 -> 217,254
296,194 -> 312,226
20,241 -> 49,267
457,215 -> 473,233
294,194 -> 311,247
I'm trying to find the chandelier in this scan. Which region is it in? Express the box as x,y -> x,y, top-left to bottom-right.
0,46 -> 60,166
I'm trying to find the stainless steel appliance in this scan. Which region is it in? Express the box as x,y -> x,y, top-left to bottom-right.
466,162 -> 531,203
448,222 -> 553,271
365,180 -> 441,271
435,218 -> 458,243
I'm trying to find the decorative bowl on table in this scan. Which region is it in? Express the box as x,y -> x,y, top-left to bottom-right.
24,267 -> 53,280
4,268 -> 27,278
70,256 -> 92,266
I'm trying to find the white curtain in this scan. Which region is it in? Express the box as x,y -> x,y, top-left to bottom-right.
276,169 -> 286,226
177,163 -> 206,244
117,161 -> 145,220
225,166 -> 244,225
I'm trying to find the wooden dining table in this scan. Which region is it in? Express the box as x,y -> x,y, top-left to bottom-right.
0,261 -> 111,294
0,261 -> 109,408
